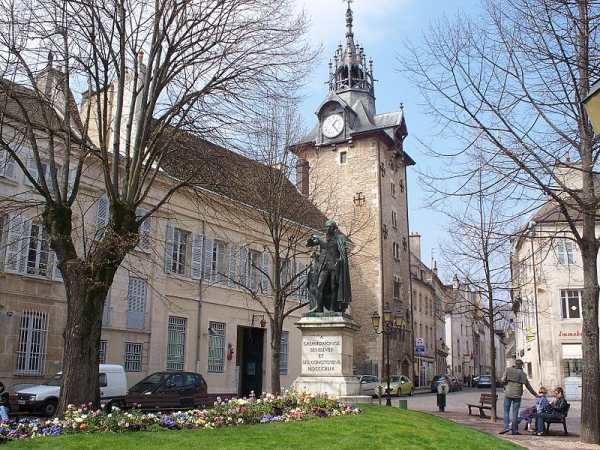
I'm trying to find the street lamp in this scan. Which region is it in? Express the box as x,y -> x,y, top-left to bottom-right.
582,79 -> 600,133
371,304 -> 403,406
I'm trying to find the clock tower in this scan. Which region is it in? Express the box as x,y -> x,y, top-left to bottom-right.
290,2 -> 415,382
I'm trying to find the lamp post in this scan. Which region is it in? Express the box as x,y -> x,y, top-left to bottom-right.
371,304 -> 403,406
582,79 -> 600,133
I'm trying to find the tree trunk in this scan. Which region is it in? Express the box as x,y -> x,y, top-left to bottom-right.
58,265 -> 106,415
580,215 -> 600,443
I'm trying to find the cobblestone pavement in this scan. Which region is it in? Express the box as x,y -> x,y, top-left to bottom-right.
381,387 -> 600,450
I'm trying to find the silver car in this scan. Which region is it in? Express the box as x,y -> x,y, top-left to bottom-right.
355,375 -> 381,396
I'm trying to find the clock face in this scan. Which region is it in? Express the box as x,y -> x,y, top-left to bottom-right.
322,114 -> 344,138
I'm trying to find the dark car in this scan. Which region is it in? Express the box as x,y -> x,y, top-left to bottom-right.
449,375 -> 462,392
128,371 -> 208,403
472,375 -> 481,387
477,375 -> 492,388
430,375 -> 452,393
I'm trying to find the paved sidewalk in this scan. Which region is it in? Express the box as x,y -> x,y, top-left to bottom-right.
403,388 -> 599,450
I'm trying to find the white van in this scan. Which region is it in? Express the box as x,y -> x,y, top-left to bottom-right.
16,364 -> 127,416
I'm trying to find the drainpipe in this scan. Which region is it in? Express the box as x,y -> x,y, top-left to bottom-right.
196,221 -> 206,373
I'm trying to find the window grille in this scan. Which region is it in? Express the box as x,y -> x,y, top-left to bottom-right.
208,322 -> 225,373
99,340 -> 107,364
16,310 -> 48,375
279,331 -> 289,376
124,343 -> 143,372
166,317 -> 186,371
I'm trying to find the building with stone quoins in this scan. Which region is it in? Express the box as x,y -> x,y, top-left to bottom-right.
290,4 -> 415,379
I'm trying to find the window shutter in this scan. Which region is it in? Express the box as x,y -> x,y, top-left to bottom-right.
261,251 -> 270,294
25,155 -> 38,186
165,223 -> 174,272
52,253 -> 63,281
127,278 -> 147,313
203,236 -> 214,280
240,246 -> 248,287
228,244 -> 239,288
136,207 -> 151,251
556,241 -> 566,265
95,196 -> 109,240
191,232 -> 204,280
5,215 -> 25,273
1,148 -> 16,179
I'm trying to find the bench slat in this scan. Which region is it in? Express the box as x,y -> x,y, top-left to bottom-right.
466,393 -> 497,418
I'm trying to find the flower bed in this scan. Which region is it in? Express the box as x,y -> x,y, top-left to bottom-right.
0,390 -> 362,445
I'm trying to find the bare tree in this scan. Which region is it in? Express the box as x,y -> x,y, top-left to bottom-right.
437,156 -> 517,421
0,0 -> 316,414
400,0 -> 600,442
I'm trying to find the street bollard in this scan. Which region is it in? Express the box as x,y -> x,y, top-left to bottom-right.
398,398 -> 408,409
436,383 -> 449,412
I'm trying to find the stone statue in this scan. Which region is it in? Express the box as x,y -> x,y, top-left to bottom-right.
306,220 -> 352,313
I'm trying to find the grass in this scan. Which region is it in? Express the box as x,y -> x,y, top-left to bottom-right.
4,404 -> 523,450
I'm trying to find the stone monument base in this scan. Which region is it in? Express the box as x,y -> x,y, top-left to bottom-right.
293,313 -> 361,397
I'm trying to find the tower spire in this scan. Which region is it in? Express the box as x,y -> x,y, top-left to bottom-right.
328,0 -> 375,110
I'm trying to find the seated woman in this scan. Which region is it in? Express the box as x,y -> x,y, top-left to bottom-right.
534,386 -> 569,436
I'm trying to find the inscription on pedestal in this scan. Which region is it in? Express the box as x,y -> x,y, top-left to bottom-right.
302,336 -> 342,375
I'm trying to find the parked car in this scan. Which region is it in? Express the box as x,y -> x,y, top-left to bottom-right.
377,375 -> 414,396
477,375 -> 493,388
16,364 -> 127,417
430,375 -> 452,393
449,375 -> 462,391
472,375 -> 481,387
355,375 -> 381,397
128,371 -> 207,396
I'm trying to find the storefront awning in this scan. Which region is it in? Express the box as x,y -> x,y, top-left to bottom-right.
562,343 -> 582,359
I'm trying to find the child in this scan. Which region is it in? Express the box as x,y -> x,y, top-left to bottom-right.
536,386 -> 549,413
518,405 -> 537,431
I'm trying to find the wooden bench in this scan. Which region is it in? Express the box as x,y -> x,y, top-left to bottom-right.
7,394 -> 33,420
467,393 -> 497,418
542,403 -> 570,435
125,392 -> 236,412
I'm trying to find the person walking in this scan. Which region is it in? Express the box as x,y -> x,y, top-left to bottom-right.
499,359 -> 538,435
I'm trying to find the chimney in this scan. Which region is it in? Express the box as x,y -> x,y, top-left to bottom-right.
409,232 -> 421,260
296,159 -> 309,195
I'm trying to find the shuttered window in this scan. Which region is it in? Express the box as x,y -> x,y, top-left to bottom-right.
126,278 -> 147,330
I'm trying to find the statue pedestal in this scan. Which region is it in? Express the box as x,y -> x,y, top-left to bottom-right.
292,313 -> 361,397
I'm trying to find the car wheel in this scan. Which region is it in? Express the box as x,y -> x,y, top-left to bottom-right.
42,399 -> 58,417
105,399 -> 124,413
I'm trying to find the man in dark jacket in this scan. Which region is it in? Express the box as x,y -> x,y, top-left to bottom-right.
499,359 -> 538,435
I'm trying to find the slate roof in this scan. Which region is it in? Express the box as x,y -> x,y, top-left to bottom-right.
0,75 -> 85,140
159,130 -> 328,231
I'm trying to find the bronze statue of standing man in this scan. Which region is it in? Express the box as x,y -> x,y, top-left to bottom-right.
306,220 -> 352,313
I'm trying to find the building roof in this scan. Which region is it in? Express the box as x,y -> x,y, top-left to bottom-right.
159,130 -> 328,231
0,76 -> 328,232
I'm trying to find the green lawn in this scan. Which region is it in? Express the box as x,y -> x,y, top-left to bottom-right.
5,404 -> 522,450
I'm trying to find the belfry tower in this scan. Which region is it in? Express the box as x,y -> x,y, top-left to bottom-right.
290,1 -> 415,381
